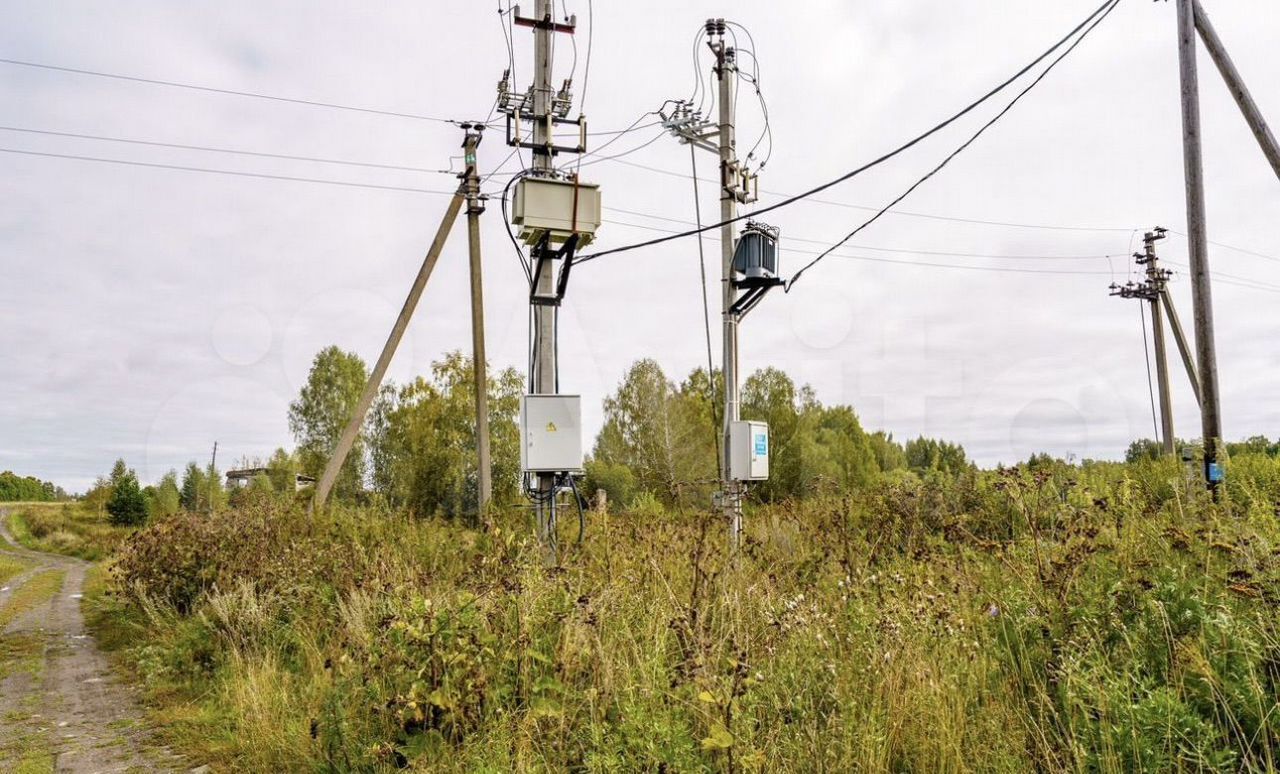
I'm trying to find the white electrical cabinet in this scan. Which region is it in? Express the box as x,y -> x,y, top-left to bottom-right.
512,177 -> 602,247
520,395 -> 584,473
729,420 -> 769,481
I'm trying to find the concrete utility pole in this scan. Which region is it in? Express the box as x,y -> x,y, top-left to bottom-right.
501,0 -> 584,553
462,124 -> 492,513
1175,0 -> 1224,491
531,0 -> 559,548
711,23 -> 744,548
1193,0 -> 1280,183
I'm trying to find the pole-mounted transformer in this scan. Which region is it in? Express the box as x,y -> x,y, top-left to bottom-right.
730,221 -> 783,316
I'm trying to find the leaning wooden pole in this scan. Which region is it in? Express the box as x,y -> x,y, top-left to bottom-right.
1175,0 -> 1224,491
1193,0 -> 1280,183
312,191 -> 465,510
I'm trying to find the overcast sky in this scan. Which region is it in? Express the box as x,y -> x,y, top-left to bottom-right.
1,0 -> 1277,492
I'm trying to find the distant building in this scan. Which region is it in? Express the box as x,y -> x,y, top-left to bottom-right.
224,468 -> 316,492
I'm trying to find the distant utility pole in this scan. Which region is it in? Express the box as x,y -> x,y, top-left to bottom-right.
209,440 -> 218,513
1174,0 -> 1223,491
462,124 -> 492,514
1111,229 -> 1177,454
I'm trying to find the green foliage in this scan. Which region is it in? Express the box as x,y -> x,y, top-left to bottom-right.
592,360 -> 717,506
903,435 -> 970,476
0,470 -> 66,502
867,430 -> 907,472
180,462 -> 204,512
288,345 -> 369,502
105,465 -> 148,526
368,351 -> 523,518
91,454 -> 1280,771
153,470 -> 182,517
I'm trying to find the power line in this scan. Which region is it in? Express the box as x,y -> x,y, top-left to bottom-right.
0,146 -> 458,197
689,144 -> 721,467
1166,228 -> 1280,265
598,216 -> 1280,292
788,0 -> 1122,289
603,205 -> 1127,261
0,125 -> 456,175
0,57 -> 469,124
571,0 -> 1121,267
1139,302 -> 1161,440
595,156 -> 1136,234
601,217 -> 1116,276
8,142 -> 1280,295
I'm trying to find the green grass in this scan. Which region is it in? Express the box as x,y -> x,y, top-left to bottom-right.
82,456 -> 1280,772
6,504 -> 132,561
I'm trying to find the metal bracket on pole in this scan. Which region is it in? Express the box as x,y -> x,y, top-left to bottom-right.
529,233 -> 580,307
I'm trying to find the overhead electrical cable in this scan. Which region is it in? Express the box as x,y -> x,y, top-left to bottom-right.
595,155 -> 1134,233
602,205 -> 1129,261
689,144 -> 721,465
570,0 -> 1120,267
1139,303 -> 1161,439
0,146 -> 461,196
0,125 -> 457,175
0,57 -> 468,124
787,0 -> 1122,289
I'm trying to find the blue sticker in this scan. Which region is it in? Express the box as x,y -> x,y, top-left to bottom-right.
754,433 -> 767,456
1207,462 -> 1224,483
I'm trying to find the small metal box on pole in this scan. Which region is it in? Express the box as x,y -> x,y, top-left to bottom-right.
728,420 -> 769,481
520,394 -> 584,473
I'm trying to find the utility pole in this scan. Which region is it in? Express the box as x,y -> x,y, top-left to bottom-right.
1175,0 -> 1224,491
462,124 -> 492,515
501,1 -> 590,557
711,21 -> 744,548
209,440 -> 218,514
532,0 -> 557,549
661,20 -> 771,552
1111,230 -> 1175,454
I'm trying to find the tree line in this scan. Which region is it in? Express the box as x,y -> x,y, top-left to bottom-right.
284,346 -> 970,516
0,470 -> 68,502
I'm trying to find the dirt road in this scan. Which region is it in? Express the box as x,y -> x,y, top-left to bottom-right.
0,509 -> 185,773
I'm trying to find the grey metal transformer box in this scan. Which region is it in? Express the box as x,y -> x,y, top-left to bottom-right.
520,395 -> 584,473
729,420 -> 769,481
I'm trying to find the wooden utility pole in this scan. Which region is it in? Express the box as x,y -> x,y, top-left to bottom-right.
1110,230 -> 1176,454
1174,0 -> 1223,490
1193,0 -> 1280,183
462,124 -> 492,514
1144,236 -> 1176,456
313,192 -> 465,511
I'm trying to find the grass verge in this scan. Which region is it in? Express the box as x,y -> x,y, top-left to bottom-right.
6,505 -> 131,561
